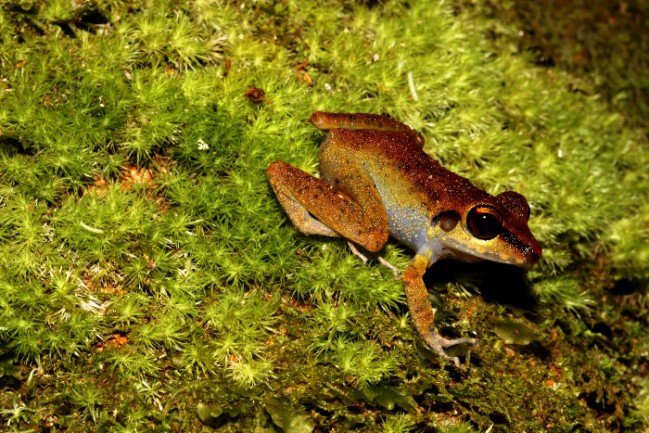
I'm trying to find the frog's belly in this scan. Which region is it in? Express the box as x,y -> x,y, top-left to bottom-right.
370,174 -> 429,252
383,204 -> 428,252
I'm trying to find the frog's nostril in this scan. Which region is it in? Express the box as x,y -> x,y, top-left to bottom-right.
526,250 -> 541,265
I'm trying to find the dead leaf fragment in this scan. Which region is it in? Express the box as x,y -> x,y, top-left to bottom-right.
120,166 -> 154,190
494,319 -> 540,345
265,397 -> 314,433
245,84 -> 266,103
494,319 -> 539,345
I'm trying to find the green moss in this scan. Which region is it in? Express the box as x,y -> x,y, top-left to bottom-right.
0,0 -> 647,431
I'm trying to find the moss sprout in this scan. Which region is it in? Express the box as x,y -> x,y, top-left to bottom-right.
0,0 -> 647,431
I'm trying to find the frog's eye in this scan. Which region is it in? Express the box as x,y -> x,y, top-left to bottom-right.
467,205 -> 503,240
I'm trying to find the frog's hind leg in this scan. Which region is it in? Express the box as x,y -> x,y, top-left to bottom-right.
310,112 -> 424,146
311,112 -> 413,133
267,161 -> 341,237
267,161 -> 388,253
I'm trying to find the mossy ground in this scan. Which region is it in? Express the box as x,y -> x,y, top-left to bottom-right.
0,0 -> 647,431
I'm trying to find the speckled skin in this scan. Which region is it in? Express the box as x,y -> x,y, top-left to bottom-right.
267,112 -> 542,366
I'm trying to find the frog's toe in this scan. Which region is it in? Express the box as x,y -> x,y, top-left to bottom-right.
439,336 -> 477,348
347,241 -> 369,265
377,256 -> 400,280
428,331 -> 476,368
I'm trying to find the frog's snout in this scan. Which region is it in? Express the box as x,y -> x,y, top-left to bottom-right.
521,242 -> 542,266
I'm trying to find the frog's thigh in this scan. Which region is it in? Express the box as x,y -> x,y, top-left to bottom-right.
268,161 -> 388,253
318,133 -> 389,252
267,161 -> 340,237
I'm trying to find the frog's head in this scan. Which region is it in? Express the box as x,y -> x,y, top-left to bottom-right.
432,191 -> 542,266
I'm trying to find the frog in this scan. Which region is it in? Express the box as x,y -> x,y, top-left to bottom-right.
266,112 -> 542,366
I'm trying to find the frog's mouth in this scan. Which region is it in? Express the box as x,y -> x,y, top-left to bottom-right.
445,247 -> 491,263
446,244 -> 518,265
440,236 -> 533,267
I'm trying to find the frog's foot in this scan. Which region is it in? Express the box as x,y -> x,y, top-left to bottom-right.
347,242 -> 400,279
426,327 -> 477,368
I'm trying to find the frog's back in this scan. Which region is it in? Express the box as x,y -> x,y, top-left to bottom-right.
319,127 -> 489,212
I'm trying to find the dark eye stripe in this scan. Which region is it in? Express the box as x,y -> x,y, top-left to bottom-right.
500,231 -> 532,255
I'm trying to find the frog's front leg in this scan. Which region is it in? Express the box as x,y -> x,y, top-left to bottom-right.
403,254 -> 477,367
